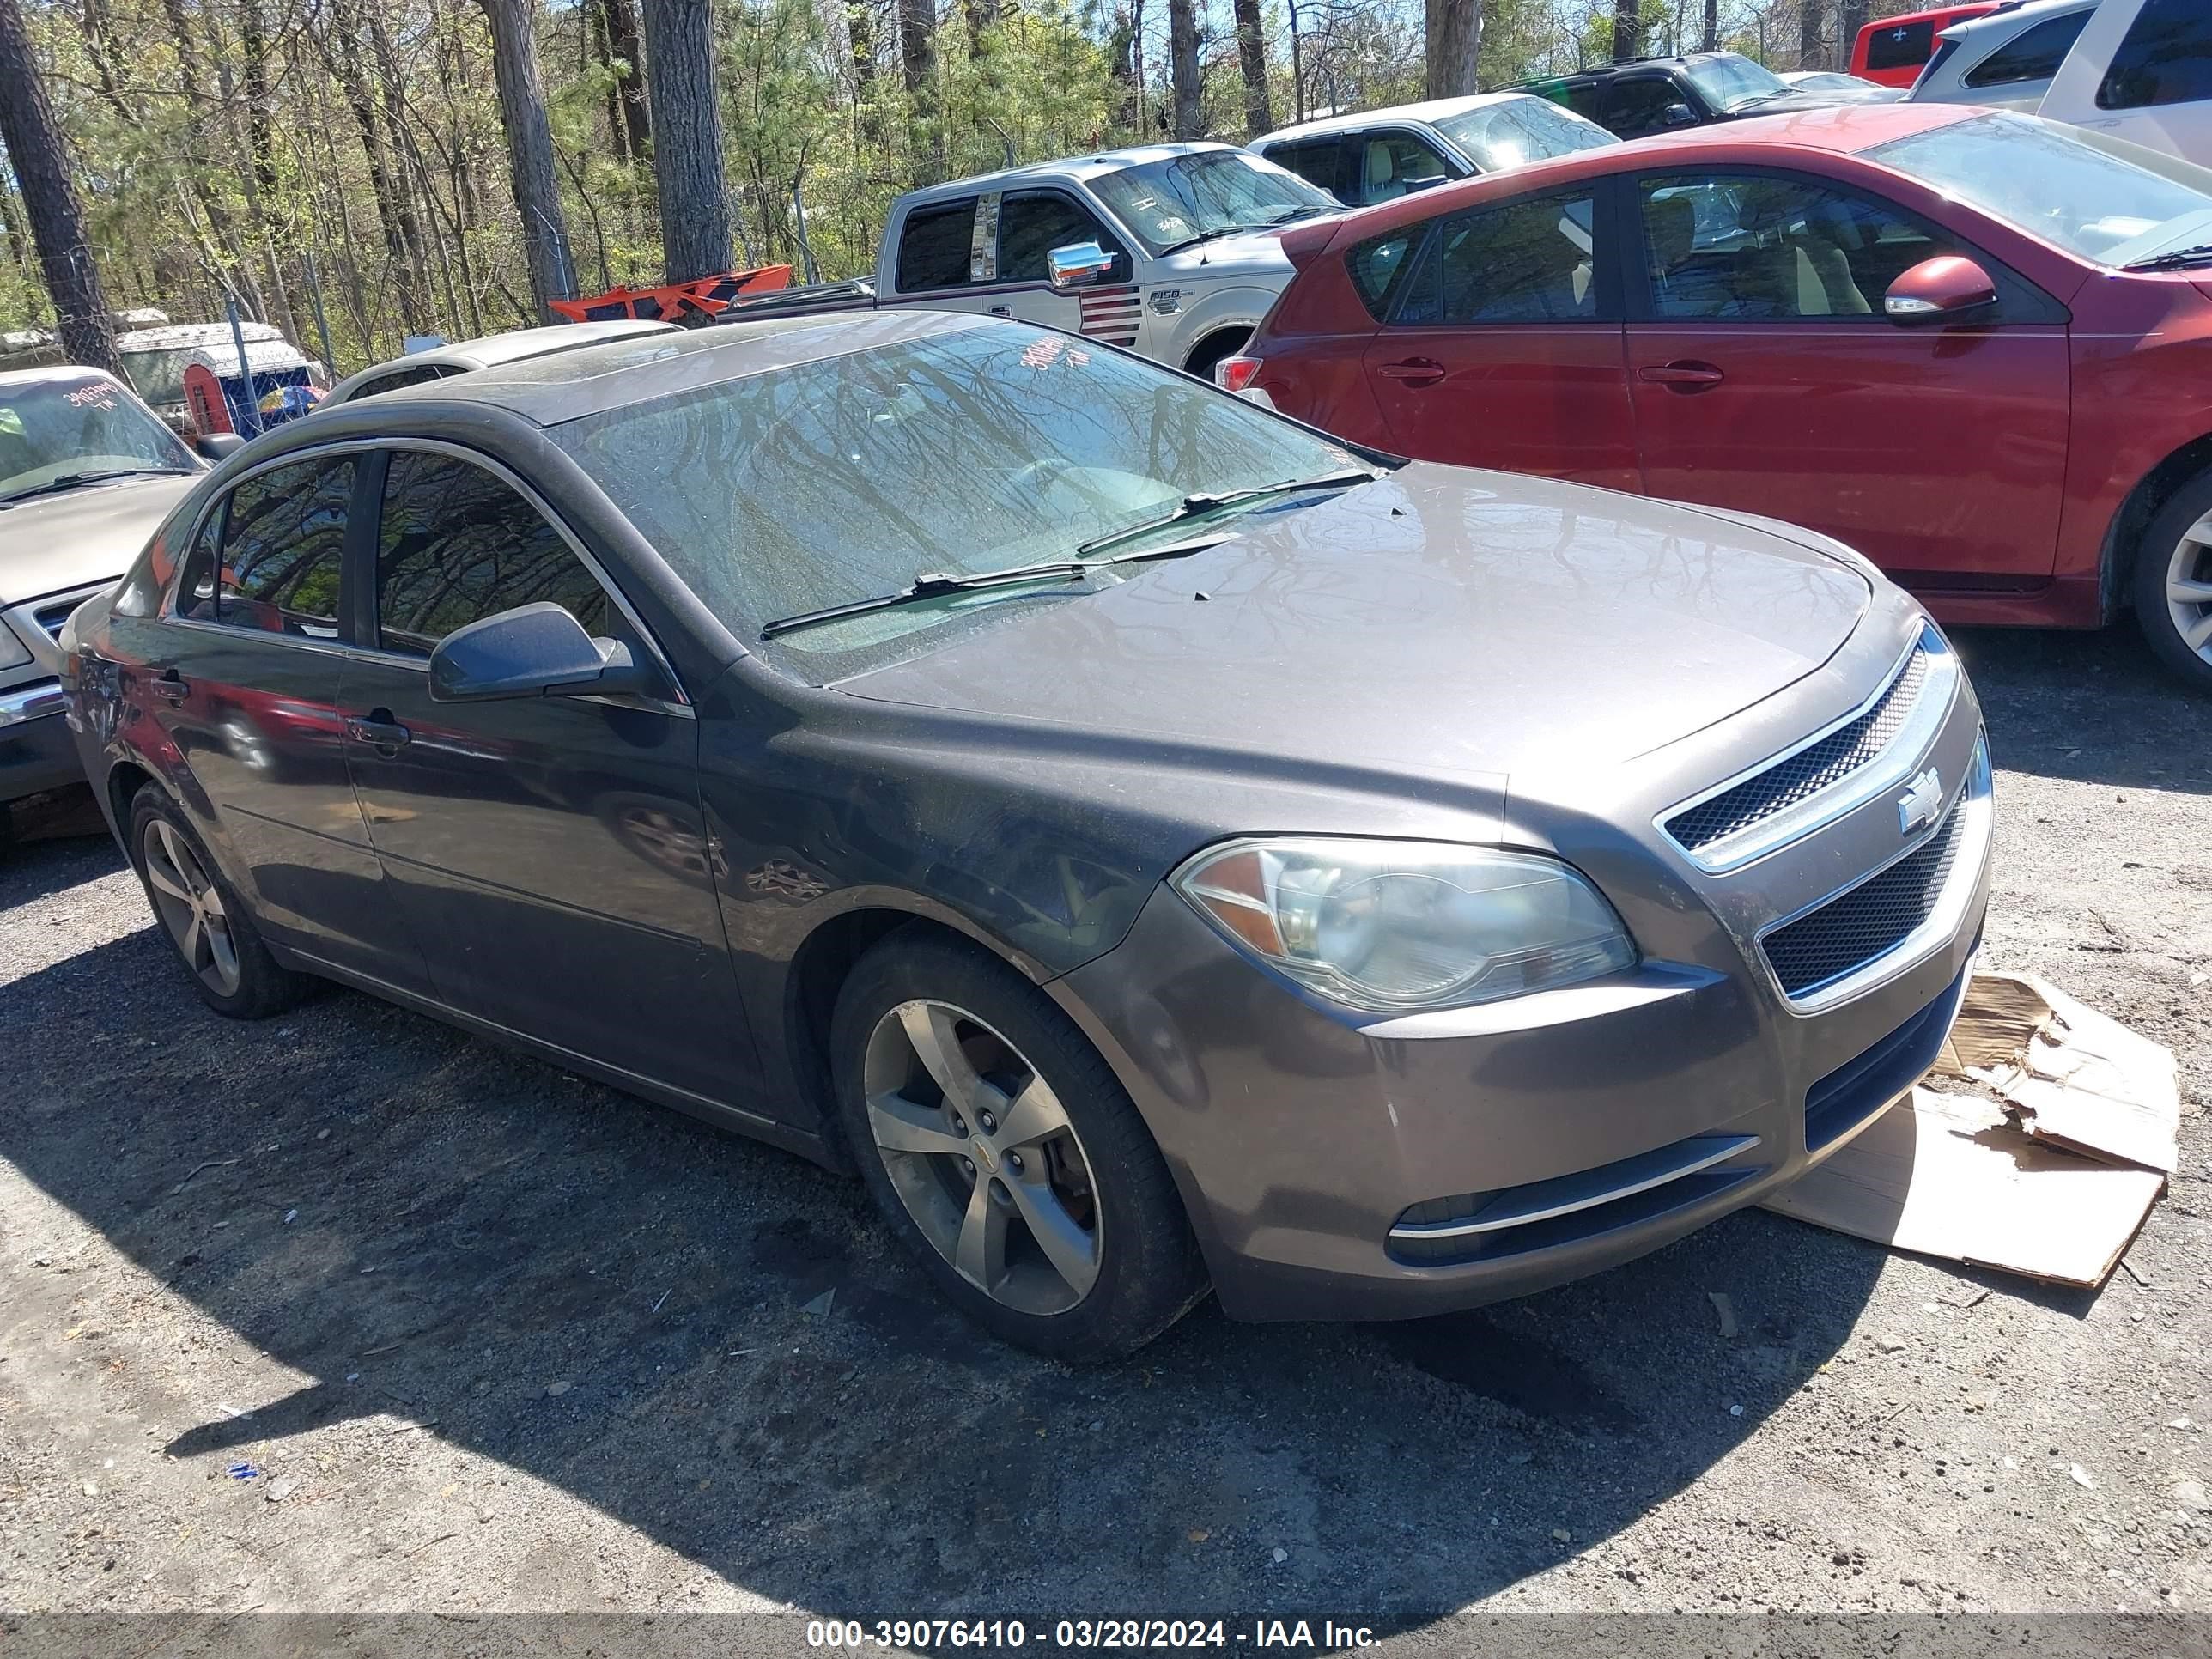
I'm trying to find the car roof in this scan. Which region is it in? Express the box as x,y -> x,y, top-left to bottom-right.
1515,51 -> 1734,86
337,307 -> 1000,428
115,322 -> 284,349
1941,0 -> 2093,38
901,142 -> 1248,204
1255,92 -> 1547,144
1866,0 -> 2000,23
0,363 -> 130,391
329,320 -> 679,401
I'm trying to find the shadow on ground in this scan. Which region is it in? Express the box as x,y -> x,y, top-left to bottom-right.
0,816 -> 1886,1617
1955,626 -> 2212,795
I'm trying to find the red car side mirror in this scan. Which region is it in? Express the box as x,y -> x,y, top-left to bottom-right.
1884,256 -> 1998,325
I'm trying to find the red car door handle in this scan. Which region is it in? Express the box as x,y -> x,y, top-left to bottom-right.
1376,357 -> 1446,386
1638,361 -> 1726,388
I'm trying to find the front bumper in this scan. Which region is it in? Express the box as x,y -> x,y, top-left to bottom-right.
0,684 -> 82,807
1052,641 -> 1993,1323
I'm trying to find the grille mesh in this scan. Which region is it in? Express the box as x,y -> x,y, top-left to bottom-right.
1668,647 -> 1929,854
1761,805 -> 1965,999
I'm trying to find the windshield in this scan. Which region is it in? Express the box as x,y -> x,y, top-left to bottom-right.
1432,96 -> 1620,171
1090,151 -> 1339,255
1681,53 -> 1789,112
0,374 -> 196,503
553,319 -> 1364,667
1869,112 -> 2212,265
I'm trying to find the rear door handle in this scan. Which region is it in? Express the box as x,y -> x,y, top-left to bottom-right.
344,712 -> 412,751
1638,361 -> 1725,388
150,669 -> 189,703
1376,357 -> 1446,386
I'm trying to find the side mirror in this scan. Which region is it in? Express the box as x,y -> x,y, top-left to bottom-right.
1884,255 -> 1998,325
1402,173 -> 1450,193
195,432 -> 246,462
1047,241 -> 1115,289
428,601 -> 651,703
1662,102 -> 1698,127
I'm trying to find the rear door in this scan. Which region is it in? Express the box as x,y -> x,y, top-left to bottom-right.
333,443 -> 759,1104
1622,166 -> 2070,591
1358,182 -> 1638,491
2040,0 -> 2212,164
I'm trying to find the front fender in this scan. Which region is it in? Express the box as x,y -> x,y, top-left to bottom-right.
1164,284 -> 1285,370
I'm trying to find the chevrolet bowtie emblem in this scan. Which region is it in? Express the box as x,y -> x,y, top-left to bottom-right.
1898,767 -> 1943,836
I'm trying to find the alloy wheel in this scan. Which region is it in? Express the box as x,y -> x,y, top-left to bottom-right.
142,818 -> 241,998
2166,510 -> 2212,667
861,999 -> 1103,1316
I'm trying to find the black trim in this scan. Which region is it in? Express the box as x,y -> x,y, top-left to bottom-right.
340,447 -> 387,650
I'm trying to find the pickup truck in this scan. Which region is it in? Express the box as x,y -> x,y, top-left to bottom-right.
726,142 -> 1347,379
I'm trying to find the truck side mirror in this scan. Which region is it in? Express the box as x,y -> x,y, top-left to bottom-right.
1662,102 -> 1698,127
1048,242 -> 1115,289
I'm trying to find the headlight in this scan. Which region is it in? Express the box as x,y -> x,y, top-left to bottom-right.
1170,836 -> 1635,1013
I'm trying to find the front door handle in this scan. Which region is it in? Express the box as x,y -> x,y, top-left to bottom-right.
1376,357 -> 1446,386
344,711 -> 412,751
150,669 -> 189,703
1638,360 -> 1726,389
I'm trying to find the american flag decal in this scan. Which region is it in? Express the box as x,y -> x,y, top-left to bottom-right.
1079,285 -> 1143,347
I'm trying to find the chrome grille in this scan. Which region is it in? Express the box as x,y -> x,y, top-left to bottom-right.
1761,804 -> 1966,1000
1668,646 -> 1929,854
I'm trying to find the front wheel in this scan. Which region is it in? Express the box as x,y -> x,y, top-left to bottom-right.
830,931 -> 1207,1361
2133,471 -> 2212,694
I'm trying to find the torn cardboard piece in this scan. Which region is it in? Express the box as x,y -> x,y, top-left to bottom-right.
1763,971 -> 2179,1289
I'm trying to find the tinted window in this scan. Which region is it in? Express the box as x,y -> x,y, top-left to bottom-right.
895,200 -> 977,292
1965,10 -> 2091,86
348,364 -> 448,402
1346,229 -> 1418,321
999,191 -> 1123,283
212,457 -> 352,636
2100,0 -> 2212,111
1605,77 -> 1689,137
175,499 -> 225,623
1266,137 -> 1345,195
1560,82 -> 1610,122
1396,191 -> 1601,325
374,452 -> 610,655
1640,173 -> 1961,320
1866,19 -> 1937,70
1349,132 -> 1453,205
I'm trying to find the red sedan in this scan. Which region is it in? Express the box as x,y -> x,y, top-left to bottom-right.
1227,105 -> 2212,690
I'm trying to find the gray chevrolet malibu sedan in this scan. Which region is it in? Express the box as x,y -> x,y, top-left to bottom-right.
61,311 -> 1991,1359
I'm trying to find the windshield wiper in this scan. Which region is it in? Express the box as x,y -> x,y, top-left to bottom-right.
1076,468 -> 1379,556
0,467 -> 192,506
759,538 -> 1231,640
2124,243 -> 2212,271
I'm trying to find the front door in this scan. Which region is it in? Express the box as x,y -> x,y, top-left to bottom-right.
881,191 -> 1141,351
1622,167 -> 2071,592
336,445 -> 758,1104
1359,185 -> 1639,492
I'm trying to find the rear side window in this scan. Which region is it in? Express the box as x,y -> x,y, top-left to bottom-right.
373,452 -> 611,655
1865,19 -> 1937,71
1266,137 -> 1345,197
1965,10 -> 2091,87
1395,191 -> 1602,325
2099,0 -> 2212,110
1346,229 -> 1418,321
896,200 -> 979,292
347,363 -> 449,402
203,457 -> 353,637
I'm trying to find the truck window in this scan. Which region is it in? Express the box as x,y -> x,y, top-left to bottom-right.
896,200 -> 979,292
1864,18 -> 1937,73
2098,0 -> 2212,111
1266,137 -> 1347,197
999,191 -> 1127,283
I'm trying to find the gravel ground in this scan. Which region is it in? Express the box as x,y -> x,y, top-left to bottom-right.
1,625 -> 2208,1655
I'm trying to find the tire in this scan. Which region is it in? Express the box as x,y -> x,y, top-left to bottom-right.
2132,469 -> 2212,695
128,784 -> 305,1019
830,929 -> 1208,1361
1183,330 -> 1250,386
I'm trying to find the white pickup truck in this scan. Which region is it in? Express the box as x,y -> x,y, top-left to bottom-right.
731,142 -> 1346,379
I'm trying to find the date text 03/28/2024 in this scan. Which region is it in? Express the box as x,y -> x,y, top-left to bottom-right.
805,1620 -> 1380,1651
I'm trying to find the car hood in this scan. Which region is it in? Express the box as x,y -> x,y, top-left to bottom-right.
836,465 -> 1873,779
1150,219 -> 1343,283
0,471 -> 198,605
1737,86 -> 1902,115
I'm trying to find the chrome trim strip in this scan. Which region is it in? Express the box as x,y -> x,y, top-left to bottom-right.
1388,1133 -> 1759,1242
1761,731 -> 1994,1016
0,678 -> 66,726
1660,624 -> 1958,875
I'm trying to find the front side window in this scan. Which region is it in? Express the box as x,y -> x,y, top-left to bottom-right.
2099,0 -> 2212,111
1639,173 -> 1960,320
1431,97 -> 1619,173
896,200 -> 978,292
204,457 -> 352,637
0,373 -> 196,504
1868,111 -> 2212,265
552,319 -> 1365,667
1605,77 -> 1691,138
998,191 -> 1127,284
1089,151 -> 1337,255
1396,192 -> 1602,325
1963,10 -> 2092,88
1348,132 -> 1453,205
374,452 -> 611,656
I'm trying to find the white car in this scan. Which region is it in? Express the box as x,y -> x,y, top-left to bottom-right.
2039,0 -> 2212,165
325,319 -> 679,406
1910,0 -> 2095,112
1252,93 -> 1619,209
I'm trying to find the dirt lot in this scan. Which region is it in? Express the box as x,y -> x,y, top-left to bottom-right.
2,626 -> 2209,1655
